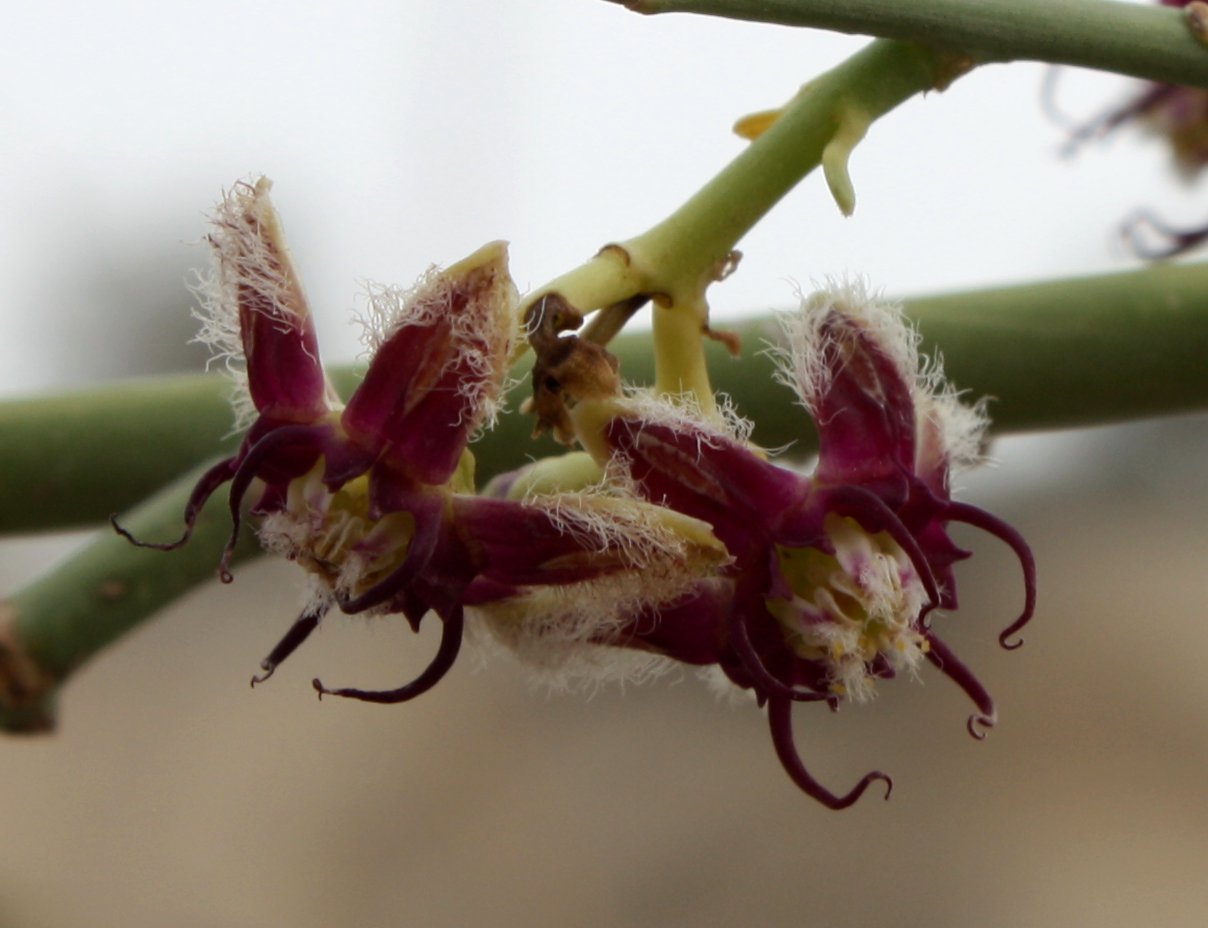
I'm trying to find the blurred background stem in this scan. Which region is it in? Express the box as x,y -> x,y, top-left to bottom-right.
3,258 -> 1208,732
0,461 -> 260,732
6,0 -> 1208,731
609,0 -> 1208,88
2,260 -> 1207,536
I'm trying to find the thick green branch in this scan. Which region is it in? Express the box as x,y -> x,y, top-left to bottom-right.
2,260 -> 1207,535
0,462 -> 260,731
607,0 -> 1208,89
4,260 -> 1208,731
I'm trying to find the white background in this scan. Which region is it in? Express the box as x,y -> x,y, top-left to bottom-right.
2,3 -> 1206,927
1,0 -> 1197,391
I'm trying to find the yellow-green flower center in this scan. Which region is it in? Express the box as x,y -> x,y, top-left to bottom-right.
258,461 -> 416,599
765,514 -> 929,701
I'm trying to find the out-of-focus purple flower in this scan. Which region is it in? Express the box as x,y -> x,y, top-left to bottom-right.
565,284 -> 1036,808
115,178 -> 728,703
1066,1 -> 1208,177
1056,0 -> 1208,256
116,178 -> 1036,810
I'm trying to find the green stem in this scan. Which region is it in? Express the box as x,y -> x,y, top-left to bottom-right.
518,39 -> 953,416
4,260 -> 1208,731
683,261 -> 1208,443
3,261 -> 1207,535
0,368 -> 565,535
0,461 -> 261,732
607,0 -> 1208,88
521,39 -> 951,324
629,40 -> 948,294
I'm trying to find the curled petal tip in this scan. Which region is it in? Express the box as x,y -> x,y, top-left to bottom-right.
768,695 -> 893,809
925,633 -> 997,742
967,712 -> 996,740
943,501 -> 1036,656
825,770 -> 893,810
999,631 -> 1024,651
875,772 -> 894,802
109,513 -> 191,551
304,609 -> 464,705
250,661 -> 275,688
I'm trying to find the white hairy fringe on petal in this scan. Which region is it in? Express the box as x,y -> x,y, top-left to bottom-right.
771,278 -> 918,417
620,385 -> 755,448
299,571 -> 337,622
353,242 -> 520,434
697,665 -> 758,706
538,488 -> 724,573
353,269 -> 443,357
191,177 -> 321,432
772,278 -> 988,473
469,488 -> 727,693
916,371 -> 991,473
466,578 -> 682,695
255,511 -> 339,618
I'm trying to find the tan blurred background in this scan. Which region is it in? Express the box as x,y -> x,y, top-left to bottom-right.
1,416 -> 1205,928
3,1 -> 1207,925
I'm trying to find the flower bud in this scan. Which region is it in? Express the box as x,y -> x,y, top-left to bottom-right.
341,241 -> 519,485
200,177 -> 332,426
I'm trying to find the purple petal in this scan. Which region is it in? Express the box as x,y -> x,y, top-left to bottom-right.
943,500 -> 1037,649
603,414 -> 805,534
924,631 -> 997,739
341,243 -> 516,486
767,694 -> 893,808
212,179 -> 331,424
808,309 -> 916,498
218,423 -> 333,582
610,578 -> 736,667
313,605 -> 464,704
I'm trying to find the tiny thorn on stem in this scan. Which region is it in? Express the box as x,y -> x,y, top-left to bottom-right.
713,249 -> 742,282
733,107 -> 782,141
704,324 -> 742,358
821,111 -> 869,217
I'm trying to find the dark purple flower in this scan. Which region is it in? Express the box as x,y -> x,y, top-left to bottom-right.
1063,1 -> 1208,177
116,178 -> 728,704
562,283 -> 1036,807
1055,1 -> 1208,256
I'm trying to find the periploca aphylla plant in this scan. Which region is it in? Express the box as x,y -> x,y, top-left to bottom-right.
2,0 -> 1207,808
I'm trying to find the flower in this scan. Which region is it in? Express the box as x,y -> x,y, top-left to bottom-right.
564,283 -> 1036,808
115,178 -> 1035,809
1062,1 -> 1208,178
115,178 -> 728,702
1057,0 -> 1208,256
